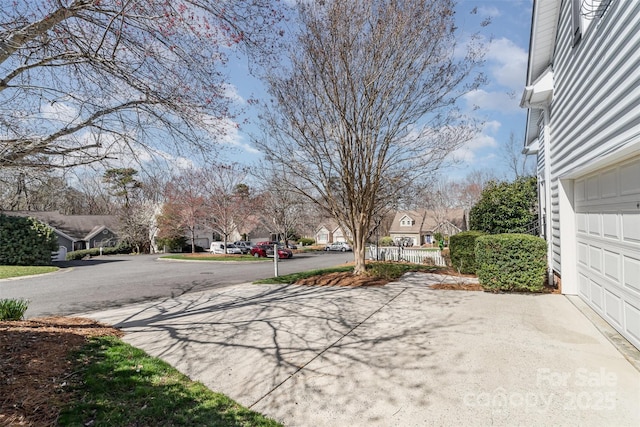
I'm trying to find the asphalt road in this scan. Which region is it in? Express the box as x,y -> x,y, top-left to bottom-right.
0,251 -> 353,318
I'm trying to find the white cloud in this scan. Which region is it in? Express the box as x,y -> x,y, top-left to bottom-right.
448,121 -> 500,165
482,119 -> 502,134
485,37 -> 528,91
464,88 -> 520,114
214,117 -> 260,154
40,101 -> 78,124
222,83 -> 245,105
478,6 -> 501,18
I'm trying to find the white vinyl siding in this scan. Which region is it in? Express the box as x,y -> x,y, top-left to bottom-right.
547,1 -> 640,274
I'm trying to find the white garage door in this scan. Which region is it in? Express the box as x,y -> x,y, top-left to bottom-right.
575,156 -> 640,350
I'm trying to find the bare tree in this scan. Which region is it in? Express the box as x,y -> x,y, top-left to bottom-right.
0,167 -> 96,213
423,177 -> 457,229
157,172 -> 206,254
1,1 -> 286,169
449,169 -> 496,230
202,163 -> 250,250
258,180 -> 306,246
255,0 -> 485,274
118,199 -> 158,253
503,131 -> 536,179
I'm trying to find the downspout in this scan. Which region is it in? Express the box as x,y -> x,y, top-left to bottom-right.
542,106 -> 554,287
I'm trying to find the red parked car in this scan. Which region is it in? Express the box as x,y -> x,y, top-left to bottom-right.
250,244 -> 293,259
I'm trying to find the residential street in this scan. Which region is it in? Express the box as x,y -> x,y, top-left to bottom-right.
0,252 -> 352,318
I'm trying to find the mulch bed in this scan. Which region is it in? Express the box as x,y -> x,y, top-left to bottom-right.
429,282 -> 484,291
0,317 -> 122,426
295,272 -> 388,287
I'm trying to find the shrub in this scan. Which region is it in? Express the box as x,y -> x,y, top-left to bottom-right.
366,262 -> 435,280
449,231 -> 486,274
156,236 -> 186,252
182,244 -> 205,253
0,214 -> 58,266
0,298 -> 29,320
367,262 -> 406,280
469,176 -> 538,234
379,236 -> 394,246
66,244 -> 132,260
475,234 -> 547,293
298,237 -> 315,246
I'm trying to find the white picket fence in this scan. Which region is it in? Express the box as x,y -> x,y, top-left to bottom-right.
367,246 -> 446,267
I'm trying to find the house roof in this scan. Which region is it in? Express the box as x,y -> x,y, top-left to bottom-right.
389,209 -> 466,235
521,0 -> 561,147
1,211 -> 119,241
316,219 -> 341,234
389,210 -> 424,234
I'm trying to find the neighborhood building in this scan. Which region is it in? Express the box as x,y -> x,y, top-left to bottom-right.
314,210 -> 465,247
315,220 -> 350,245
2,211 -> 119,261
521,0 -> 640,349
388,209 -> 466,246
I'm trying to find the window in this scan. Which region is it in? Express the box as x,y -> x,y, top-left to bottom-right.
572,0 -> 613,46
580,0 -> 612,20
571,0 -> 582,46
400,218 -> 413,227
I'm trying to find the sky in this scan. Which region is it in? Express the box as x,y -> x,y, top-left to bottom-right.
216,0 -> 535,182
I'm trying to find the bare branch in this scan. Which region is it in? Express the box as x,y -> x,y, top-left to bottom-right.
255,0 -> 485,273
1,1 -> 287,169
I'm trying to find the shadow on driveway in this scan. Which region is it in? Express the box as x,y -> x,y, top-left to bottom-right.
87,276 -> 640,426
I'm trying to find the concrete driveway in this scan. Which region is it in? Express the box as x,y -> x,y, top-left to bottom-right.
87,273 -> 640,426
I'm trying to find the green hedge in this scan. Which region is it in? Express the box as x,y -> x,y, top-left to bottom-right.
0,214 -> 58,266
66,244 -> 132,260
449,231 -> 486,274
475,234 -> 547,292
379,236 -> 394,246
298,237 -> 315,246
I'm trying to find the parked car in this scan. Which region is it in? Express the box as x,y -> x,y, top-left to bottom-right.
278,246 -> 294,259
209,242 -> 225,254
258,240 -> 297,249
224,243 -> 243,254
233,241 -> 253,254
256,241 -> 279,246
209,242 -> 242,254
324,241 -> 352,252
250,244 -> 293,259
250,244 -> 268,258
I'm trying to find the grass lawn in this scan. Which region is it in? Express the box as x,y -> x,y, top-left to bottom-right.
161,254 -> 269,261
59,336 -> 281,427
254,262 -> 442,285
0,265 -> 59,279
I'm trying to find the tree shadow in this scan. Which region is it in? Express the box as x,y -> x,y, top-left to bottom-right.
54,258 -> 126,268
88,278 -> 481,425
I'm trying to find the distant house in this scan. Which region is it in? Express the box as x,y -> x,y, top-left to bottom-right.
2,211 -> 119,261
520,0 -> 640,350
388,209 -> 466,246
315,221 -> 350,245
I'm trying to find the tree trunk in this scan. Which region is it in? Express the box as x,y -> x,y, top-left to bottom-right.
352,225 -> 368,275
353,243 -> 367,275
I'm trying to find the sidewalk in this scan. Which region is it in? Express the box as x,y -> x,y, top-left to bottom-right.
86,273 -> 640,426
